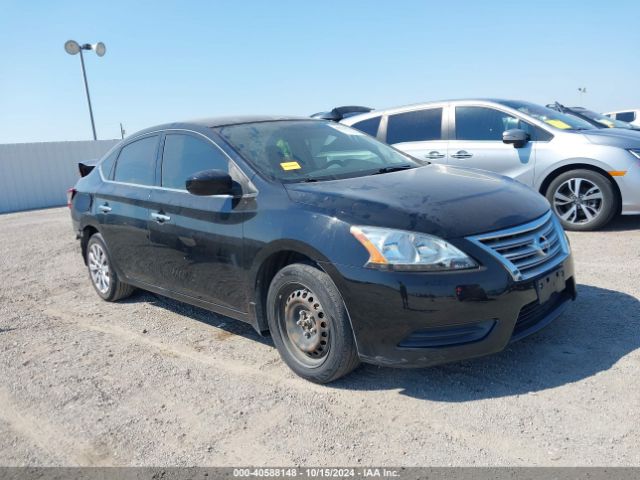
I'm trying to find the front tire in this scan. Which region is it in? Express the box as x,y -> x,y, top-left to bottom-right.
546,169 -> 618,231
266,263 -> 360,383
86,233 -> 135,302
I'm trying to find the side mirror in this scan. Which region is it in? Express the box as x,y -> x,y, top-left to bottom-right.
186,169 -> 233,196
502,129 -> 530,148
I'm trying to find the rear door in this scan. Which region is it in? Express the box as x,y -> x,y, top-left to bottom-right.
383,107 -> 448,163
447,105 -> 536,186
95,134 -> 159,284
147,131 -> 252,312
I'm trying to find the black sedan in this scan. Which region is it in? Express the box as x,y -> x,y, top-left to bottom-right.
69,116 -> 576,383
547,102 -> 640,131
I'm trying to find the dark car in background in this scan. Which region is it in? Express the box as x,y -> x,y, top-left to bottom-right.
69,116 -> 576,383
547,102 -> 640,131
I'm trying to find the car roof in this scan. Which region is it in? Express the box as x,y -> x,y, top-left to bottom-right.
126,116 -> 318,139
340,98 -> 526,124
188,115 -> 310,127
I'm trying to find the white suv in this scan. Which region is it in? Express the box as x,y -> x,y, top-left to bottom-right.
604,109 -> 640,128
340,99 -> 640,231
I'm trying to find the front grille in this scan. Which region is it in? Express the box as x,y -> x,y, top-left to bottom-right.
513,290 -> 571,336
467,211 -> 570,281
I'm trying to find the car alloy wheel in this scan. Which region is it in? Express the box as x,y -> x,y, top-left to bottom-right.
88,242 -> 110,294
277,285 -> 330,368
553,177 -> 603,225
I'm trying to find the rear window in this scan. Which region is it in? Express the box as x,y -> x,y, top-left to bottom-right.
113,136 -> 158,186
351,116 -> 381,137
386,108 -> 443,144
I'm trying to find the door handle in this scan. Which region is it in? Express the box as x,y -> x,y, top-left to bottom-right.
151,212 -> 171,223
98,204 -> 112,213
451,150 -> 473,159
425,151 -> 445,159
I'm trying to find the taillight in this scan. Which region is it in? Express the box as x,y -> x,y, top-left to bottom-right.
67,188 -> 77,208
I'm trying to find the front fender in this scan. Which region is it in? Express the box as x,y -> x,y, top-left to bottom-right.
534,157 -> 618,192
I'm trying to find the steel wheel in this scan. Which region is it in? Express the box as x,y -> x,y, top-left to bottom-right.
553,177 -> 603,226
277,285 -> 330,368
88,242 -> 110,294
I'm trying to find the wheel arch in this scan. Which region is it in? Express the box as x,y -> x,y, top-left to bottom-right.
251,240 -> 334,334
538,162 -> 622,215
80,222 -> 101,265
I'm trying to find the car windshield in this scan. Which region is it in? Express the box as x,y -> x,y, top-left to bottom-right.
216,120 -> 419,182
500,100 -> 596,131
575,108 -> 634,129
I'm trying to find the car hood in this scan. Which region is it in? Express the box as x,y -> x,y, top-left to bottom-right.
582,128 -> 640,147
284,165 -> 550,239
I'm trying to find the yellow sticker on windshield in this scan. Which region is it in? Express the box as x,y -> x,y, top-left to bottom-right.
280,161 -> 301,171
545,119 -> 572,129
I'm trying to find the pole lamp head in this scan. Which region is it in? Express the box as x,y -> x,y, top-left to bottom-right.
64,40 -> 81,55
93,42 -> 106,57
64,40 -> 106,57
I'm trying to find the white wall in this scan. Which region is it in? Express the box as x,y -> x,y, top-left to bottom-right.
0,140 -> 119,214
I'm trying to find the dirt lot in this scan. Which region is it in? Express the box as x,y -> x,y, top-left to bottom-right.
0,207 -> 638,466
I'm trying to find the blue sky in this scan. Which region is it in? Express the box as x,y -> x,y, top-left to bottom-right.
1,0 -> 639,143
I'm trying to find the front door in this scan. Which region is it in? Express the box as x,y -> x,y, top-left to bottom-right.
447,105 -> 536,186
147,132 -> 252,313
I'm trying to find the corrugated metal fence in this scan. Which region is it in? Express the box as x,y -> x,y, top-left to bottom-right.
0,140 -> 118,214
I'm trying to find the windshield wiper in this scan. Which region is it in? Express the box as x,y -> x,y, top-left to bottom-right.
372,165 -> 414,175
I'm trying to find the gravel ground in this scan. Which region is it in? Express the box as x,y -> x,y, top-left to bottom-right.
0,207 -> 638,466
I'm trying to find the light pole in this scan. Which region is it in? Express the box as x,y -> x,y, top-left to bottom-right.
578,87 -> 587,105
64,40 -> 106,140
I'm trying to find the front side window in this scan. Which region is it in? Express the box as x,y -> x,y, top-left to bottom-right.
455,106 -> 551,141
113,136 -> 158,185
456,107 -> 525,141
351,116 -> 381,137
161,134 -> 228,190
216,120 -> 418,183
386,108 -> 443,144
616,111 -> 636,122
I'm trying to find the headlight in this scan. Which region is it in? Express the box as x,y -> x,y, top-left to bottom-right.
628,149 -> 640,160
350,226 -> 478,271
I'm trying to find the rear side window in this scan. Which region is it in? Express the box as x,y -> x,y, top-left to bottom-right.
113,136 -> 158,185
616,111 -> 636,122
386,108 -> 443,144
161,134 -> 229,190
100,149 -> 118,179
351,116 -> 381,137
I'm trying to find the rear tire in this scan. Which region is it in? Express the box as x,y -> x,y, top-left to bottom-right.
546,169 -> 618,231
266,263 -> 360,383
86,233 -> 135,302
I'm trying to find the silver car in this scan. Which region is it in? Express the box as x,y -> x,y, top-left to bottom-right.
340,99 -> 640,231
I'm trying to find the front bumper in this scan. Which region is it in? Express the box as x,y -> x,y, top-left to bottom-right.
321,250 -> 576,368
616,162 -> 640,215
